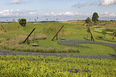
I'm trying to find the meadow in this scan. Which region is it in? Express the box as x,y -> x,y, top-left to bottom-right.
0,21 -> 116,77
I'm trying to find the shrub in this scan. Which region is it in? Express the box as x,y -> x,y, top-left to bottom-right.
96,35 -> 116,42
102,30 -> 106,37
96,35 -> 104,39
19,18 -> 26,27
105,28 -> 114,32
113,31 -> 116,36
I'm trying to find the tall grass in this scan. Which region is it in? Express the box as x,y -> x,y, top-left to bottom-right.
0,36 -> 80,53
0,55 -> 116,77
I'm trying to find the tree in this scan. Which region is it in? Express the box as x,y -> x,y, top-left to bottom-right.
19,18 -> 26,28
85,17 -> 92,26
102,30 -> 106,37
34,19 -> 36,23
46,18 -> 48,21
113,31 -> 116,37
92,12 -> 99,24
12,19 -> 15,22
18,19 -> 20,22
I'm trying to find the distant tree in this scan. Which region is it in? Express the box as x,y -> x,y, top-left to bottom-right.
37,17 -> 38,22
34,19 -> 36,23
18,19 -> 20,22
19,18 -> 26,28
85,17 -> 92,26
12,19 -> 15,22
102,30 -> 106,37
46,18 -> 48,21
56,18 -> 58,21
92,12 -> 99,24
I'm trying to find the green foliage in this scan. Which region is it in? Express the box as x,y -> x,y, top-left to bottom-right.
102,30 -> 106,37
93,28 -> 115,34
96,35 -> 116,42
96,35 -> 104,39
85,17 -> 92,24
19,18 -> 26,27
92,12 -> 99,23
99,20 -> 110,23
105,28 -> 114,32
113,31 -> 116,36
0,55 -> 116,77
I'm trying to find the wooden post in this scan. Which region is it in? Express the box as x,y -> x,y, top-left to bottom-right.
56,34 -> 58,40
88,27 -> 95,41
23,28 -> 35,43
52,25 -> 64,41
91,35 -> 92,41
27,38 -> 29,44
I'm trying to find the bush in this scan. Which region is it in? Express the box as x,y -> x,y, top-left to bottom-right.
96,35 -> 104,39
96,35 -> 116,42
19,18 -> 26,27
105,28 -> 114,32
102,30 -> 106,36
113,31 -> 116,36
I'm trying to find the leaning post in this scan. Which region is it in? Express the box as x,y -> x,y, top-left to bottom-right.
88,27 -> 95,41
23,28 -> 35,43
52,25 -> 64,41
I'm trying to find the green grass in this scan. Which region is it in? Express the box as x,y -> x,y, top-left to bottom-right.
0,22 -> 116,54
0,21 -> 116,77
77,43 -> 115,55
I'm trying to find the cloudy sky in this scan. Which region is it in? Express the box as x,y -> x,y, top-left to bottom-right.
0,0 -> 116,22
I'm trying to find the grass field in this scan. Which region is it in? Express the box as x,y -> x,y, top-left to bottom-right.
0,21 -> 116,77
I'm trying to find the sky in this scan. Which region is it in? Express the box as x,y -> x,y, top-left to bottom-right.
0,0 -> 116,22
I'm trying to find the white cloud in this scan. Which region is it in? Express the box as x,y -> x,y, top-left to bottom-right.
72,0 -> 116,7
99,11 -> 116,20
72,2 -> 87,8
0,10 -> 116,21
29,12 -> 36,15
110,13 -> 116,16
99,0 -> 116,6
9,0 -> 24,4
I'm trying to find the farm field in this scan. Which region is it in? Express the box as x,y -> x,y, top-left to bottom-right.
0,21 -> 116,77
